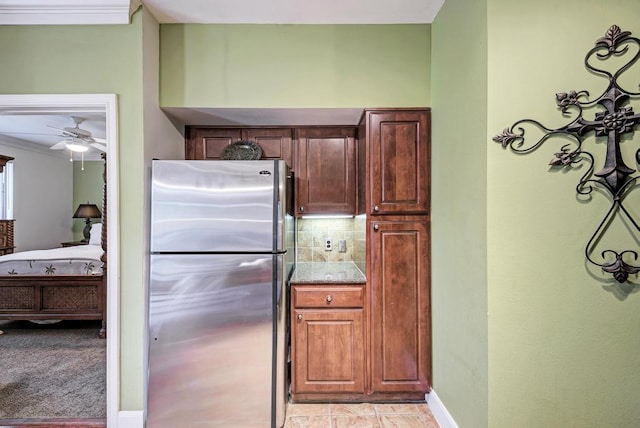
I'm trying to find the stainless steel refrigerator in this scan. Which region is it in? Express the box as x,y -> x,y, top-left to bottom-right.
147,160 -> 294,428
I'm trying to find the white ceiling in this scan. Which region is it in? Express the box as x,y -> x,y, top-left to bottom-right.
0,110 -> 106,160
0,0 -> 444,153
142,0 -> 445,24
0,0 -> 445,26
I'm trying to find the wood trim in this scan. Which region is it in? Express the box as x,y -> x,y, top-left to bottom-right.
0,418 -> 106,427
0,154 -> 14,172
0,275 -> 105,319
100,152 -> 107,338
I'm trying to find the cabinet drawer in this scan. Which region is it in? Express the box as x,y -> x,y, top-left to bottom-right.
292,286 -> 364,308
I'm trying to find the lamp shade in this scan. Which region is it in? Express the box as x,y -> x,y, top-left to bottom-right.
73,203 -> 102,219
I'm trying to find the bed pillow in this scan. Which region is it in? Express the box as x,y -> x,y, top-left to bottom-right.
89,223 -> 102,246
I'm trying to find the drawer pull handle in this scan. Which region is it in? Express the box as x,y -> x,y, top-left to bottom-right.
299,206 -> 304,212
373,205 -> 379,212
373,224 -> 379,231
326,295 -> 333,304
297,314 -> 303,320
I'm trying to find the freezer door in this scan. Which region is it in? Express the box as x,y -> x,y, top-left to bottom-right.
147,254 -> 278,428
150,160 -> 287,253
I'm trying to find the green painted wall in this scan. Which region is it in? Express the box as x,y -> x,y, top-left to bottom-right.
431,0 -> 488,426
160,24 -> 431,108
72,161 -> 104,241
0,16 -> 145,410
487,0 -> 640,426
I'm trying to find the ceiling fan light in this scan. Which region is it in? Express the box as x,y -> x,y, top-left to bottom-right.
65,142 -> 89,152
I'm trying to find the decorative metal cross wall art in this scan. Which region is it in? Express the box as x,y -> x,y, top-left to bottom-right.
493,25 -> 640,283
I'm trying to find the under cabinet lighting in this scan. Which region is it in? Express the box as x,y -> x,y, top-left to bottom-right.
300,215 -> 354,219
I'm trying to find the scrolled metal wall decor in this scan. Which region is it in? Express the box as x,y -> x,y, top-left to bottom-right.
493,25 -> 640,283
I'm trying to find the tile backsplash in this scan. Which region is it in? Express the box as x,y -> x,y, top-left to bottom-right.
296,215 -> 366,270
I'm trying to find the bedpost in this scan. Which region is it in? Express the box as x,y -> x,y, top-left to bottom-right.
99,152 -> 107,339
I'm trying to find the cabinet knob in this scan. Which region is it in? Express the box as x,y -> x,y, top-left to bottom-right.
373,224 -> 379,231
297,313 -> 303,320
373,205 -> 379,212
299,206 -> 304,212
326,295 -> 333,304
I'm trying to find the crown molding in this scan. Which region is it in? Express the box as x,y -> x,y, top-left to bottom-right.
0,0 -> 133,25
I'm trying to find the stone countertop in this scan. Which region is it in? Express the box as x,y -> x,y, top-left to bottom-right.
291,262 -> 366,284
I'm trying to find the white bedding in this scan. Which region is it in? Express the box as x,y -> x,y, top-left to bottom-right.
0,244 -> 104,275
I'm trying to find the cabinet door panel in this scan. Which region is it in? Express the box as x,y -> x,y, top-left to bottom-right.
186,128 -> 242,160
368,110 -> 430,214
243,128 -> 293,169
370,218 -> 430,393
185,127 -> 293,169
296,127 -> 356,216
292,309 -> 365,394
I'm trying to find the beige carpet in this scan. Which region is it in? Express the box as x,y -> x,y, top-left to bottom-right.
0,319 -> 106,419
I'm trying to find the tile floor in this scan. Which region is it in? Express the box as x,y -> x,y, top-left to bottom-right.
284,402 -> 440,428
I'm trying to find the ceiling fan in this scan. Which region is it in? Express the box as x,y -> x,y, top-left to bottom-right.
49,116 -> 107,153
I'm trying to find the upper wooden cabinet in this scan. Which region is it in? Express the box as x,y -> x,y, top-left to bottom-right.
185,127 -> 294,170
295,127 -> 357,216
361,109 -> 430,215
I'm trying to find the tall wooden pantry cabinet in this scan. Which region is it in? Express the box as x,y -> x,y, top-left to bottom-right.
360,108 -> 432,399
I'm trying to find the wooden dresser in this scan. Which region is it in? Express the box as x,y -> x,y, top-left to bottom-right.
0,219 -> 15,255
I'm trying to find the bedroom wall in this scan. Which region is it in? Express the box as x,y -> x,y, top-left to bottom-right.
72,160 -> 104,242
0,139 -> 72,251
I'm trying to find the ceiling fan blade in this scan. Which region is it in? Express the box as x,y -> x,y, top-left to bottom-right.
50,140 -> 68,150
47,124 -> 65,132
48,124 -> 80,138
90,142 -> 107,152
93,137 -> 107,144
0,131 -> 58,136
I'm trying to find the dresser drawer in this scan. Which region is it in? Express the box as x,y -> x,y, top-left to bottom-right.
292,285 -> 364,308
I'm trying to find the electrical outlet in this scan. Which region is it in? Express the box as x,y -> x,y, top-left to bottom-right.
338,240 -> 347,253
324,238 -> 332,251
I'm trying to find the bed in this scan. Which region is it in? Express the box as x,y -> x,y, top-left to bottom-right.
0,155 -> 108,338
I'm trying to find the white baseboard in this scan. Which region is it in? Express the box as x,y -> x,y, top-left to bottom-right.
117,410 -> 144,428
426,390 -> 458,428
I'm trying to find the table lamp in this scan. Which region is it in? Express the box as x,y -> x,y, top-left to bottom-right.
73,203 -> 102,242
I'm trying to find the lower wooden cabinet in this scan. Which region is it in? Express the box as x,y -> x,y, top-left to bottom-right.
290,228 -> 431,401
292,309 -> 365,394
369,217 -> 431,396
290,285 -> 365,400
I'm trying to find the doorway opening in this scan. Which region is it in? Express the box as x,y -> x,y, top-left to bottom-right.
0,94 -> 119,425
